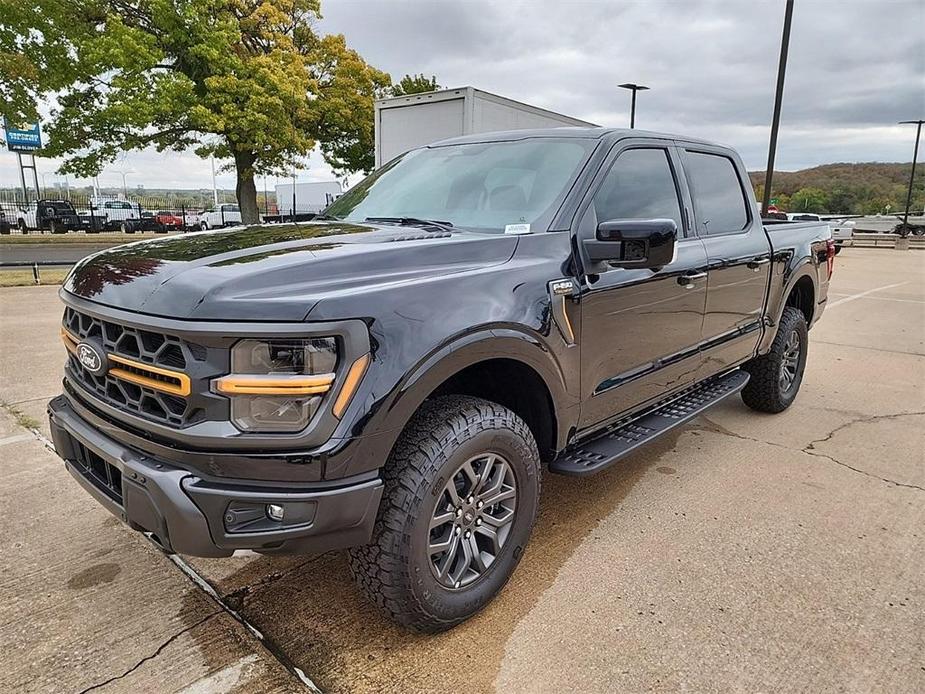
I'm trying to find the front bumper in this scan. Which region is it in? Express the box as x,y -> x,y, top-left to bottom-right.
48,395 -> 383,557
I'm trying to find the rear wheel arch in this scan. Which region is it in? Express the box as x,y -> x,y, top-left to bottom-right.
785,274 -> 815,325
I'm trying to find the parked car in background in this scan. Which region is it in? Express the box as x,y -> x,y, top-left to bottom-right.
0,209 -> 9,235
182,210 -> 202,231
50,128 -> 834,632
14,199 -> 83,233
200,203 -> 242,229
154,210 -> 184,231
787,213 -> 853,252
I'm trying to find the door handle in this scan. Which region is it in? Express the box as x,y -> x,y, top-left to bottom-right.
747,258 -> 770,270
678,271 -> 707,288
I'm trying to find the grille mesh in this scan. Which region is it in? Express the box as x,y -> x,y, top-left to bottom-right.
63,307 -> 207,427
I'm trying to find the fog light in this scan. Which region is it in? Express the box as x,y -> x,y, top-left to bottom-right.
266,504 -> 285,521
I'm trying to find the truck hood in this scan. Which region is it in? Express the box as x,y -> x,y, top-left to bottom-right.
63,222 -> 518,321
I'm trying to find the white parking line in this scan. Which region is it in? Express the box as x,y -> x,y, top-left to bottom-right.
828,292 -> 924,305
826,282 -> 910,309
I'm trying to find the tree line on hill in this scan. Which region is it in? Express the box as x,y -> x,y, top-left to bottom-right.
750,162 -> 924,216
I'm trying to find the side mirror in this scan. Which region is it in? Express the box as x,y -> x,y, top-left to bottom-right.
584,218 -> 678,268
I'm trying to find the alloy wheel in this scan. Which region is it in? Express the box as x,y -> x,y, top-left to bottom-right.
428,453 -> 517,589
779,329 -> 801,391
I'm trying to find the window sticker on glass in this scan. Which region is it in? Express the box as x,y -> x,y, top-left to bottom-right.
504,223 -> 531,235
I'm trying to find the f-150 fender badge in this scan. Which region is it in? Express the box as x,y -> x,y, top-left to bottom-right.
547,279 -> 578,346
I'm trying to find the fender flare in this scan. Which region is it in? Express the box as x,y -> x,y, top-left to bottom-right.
359,327 -> 577,454
759,256 -> 818,353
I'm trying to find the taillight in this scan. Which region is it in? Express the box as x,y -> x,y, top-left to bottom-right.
825,239 -> 836,279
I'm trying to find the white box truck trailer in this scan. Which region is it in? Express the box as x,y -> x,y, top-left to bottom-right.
374,86 -> 597,168
272,180 -> 343,221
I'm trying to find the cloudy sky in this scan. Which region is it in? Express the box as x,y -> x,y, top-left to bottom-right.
2,0 -> 923,192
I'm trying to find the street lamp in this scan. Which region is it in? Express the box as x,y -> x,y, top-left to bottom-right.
898,120 -> 924,233
618,83 -> 649,129
761,0 -> 795,217
112,169 -> 133,197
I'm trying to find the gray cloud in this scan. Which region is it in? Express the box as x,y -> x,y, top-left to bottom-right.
3,0 -> 923,188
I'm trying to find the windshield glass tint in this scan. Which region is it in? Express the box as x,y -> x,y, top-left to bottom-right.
325,138 -> 595,232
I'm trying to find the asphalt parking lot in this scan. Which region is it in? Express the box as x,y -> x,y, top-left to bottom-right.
0,247 -> 922,693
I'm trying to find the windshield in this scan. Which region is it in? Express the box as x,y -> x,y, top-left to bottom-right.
325,138 -> 595,233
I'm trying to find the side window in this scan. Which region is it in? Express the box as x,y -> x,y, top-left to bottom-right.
684,151 -> 749,235
592,148 -> 683,233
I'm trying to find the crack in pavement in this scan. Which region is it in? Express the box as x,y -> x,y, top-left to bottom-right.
223,555 -> 326,609
77,611 -> 220,694
697,412 -> 925,492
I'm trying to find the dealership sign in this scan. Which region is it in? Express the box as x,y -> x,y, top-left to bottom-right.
3,121 -> 42,152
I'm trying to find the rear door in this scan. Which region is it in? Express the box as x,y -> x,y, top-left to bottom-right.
576,141 -> 708,429
680,146 -> 772,375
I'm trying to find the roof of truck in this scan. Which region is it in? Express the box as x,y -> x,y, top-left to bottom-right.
430,127 -> 719,148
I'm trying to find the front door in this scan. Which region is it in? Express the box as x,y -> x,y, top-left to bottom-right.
680,147 -> 772,375
577,144 -> 708,430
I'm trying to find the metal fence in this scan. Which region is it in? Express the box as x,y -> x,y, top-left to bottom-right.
0,191 -> 282,235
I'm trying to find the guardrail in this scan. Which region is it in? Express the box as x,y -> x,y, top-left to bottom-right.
850,233 -> 925,249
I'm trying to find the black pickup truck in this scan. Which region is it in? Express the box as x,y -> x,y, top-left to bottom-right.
48,128 -> 833,632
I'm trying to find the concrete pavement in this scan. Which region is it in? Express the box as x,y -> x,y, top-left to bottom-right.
0,247 -> 922,693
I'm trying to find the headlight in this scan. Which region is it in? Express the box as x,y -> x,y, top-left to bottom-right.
214,338 -> 338,432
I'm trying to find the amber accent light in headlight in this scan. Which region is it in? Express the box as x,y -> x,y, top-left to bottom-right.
333,353 -> 370,418
213,373 -> 335,396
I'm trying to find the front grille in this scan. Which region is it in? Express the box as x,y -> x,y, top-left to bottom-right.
71,440 -> 123,504
62,307 -> 212,427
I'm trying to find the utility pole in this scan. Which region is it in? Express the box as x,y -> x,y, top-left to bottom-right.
898,120 -> 924,234
618,83 -> 649,129
211,157 -> 219,205
762,0 -> 795,217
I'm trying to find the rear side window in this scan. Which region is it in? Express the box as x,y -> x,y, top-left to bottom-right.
684,151 -> 749,235
592,148 -> 683,232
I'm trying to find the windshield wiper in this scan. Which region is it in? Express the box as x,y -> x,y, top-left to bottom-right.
364,216 -> 454,232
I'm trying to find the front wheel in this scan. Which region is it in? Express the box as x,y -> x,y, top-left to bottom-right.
741,306 -> 808,413
200,221 -> 209,231
349,395 -> 541,632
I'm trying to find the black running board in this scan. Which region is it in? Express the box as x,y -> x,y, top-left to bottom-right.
549,370 -> 750,476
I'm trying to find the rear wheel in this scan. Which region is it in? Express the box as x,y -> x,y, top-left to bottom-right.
200,221 -> 209,231
348,395 -> 541,632
741,306 -> 808,413
120,221 -> 134,234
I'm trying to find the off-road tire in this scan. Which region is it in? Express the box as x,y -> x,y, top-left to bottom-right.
348,395 -> 541,632
741,306 -> 808,413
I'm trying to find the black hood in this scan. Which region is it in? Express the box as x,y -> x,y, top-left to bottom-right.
63,222 -> 518,321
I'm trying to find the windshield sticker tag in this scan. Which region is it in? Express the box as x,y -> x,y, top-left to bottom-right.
504,224 -> 531,235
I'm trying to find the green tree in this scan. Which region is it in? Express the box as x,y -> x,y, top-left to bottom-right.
0,0 -> 390,223
391,73 -> 440,96
790,187 -> 830,213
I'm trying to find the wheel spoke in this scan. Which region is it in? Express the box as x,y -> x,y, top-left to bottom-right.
467,535 -> 488,573
429,531 -> 454,555
480,486 -> 516,508
460,459 -> 480,493
482,506 -> 515,530
449,534 -> 474,584
475,524 -> 502,554
430,510 -> 455,532
435,532 -> 461,577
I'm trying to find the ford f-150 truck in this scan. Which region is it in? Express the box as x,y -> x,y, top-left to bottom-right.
48,128 -> 833,632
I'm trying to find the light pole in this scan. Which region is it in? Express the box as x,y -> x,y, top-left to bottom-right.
898,120 -> 924,233
210,157 -> 220,205
618,83 -> 649,129
761,0 -> 795,217
112,169 -> 133,197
